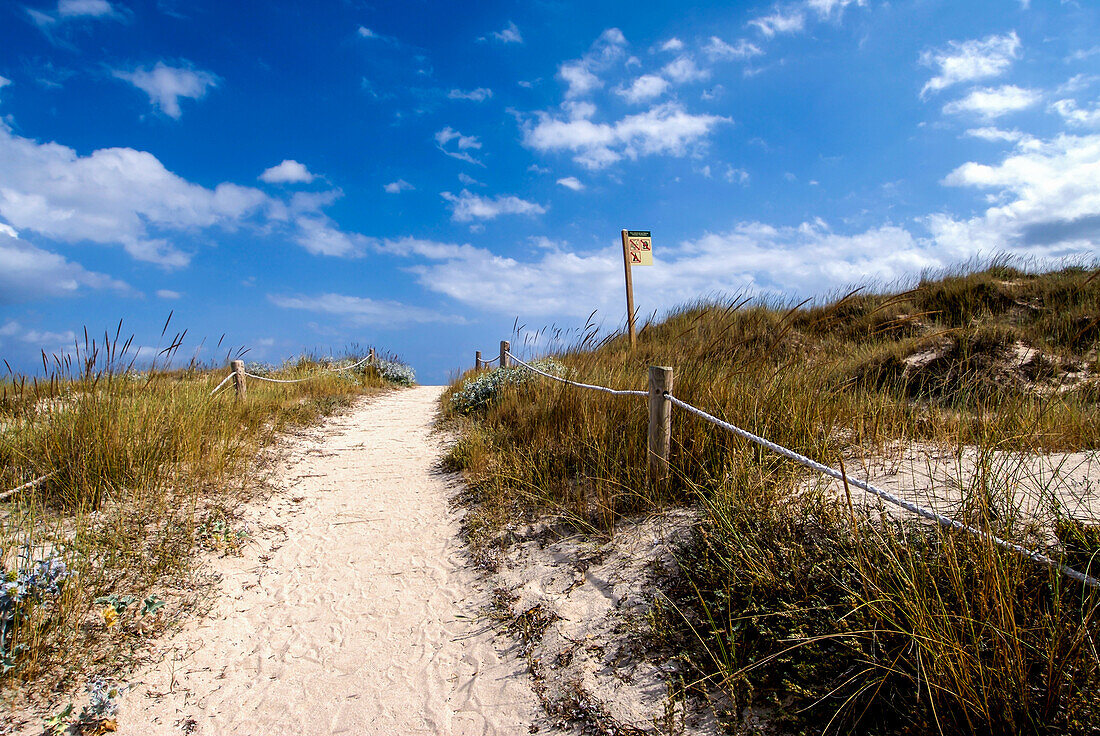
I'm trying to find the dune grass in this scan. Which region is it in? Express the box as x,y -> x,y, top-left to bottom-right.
442,261 -> 1100,734
0,331 -> 411,705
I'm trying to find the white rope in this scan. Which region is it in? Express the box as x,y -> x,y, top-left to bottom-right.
0,471 -> 58,502
505,350 -> 1099,589
242,371 -> 312,384
209,372 -> 235,396
323,354 -> 374,372
664,393 -> 1100,589
506,352 -> 647,397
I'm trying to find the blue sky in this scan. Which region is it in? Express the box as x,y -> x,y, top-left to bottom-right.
1,0 -> 1098,383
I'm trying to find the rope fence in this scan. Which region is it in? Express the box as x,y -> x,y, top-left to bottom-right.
209,349 -> 380,397
499,349 -> 1100,589
4,349 -> 386,503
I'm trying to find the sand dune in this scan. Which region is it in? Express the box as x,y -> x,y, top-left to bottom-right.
115,386 -> 540,735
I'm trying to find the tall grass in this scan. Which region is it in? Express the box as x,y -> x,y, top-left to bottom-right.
442,262 -> 1100,734
1,329 -> 407,701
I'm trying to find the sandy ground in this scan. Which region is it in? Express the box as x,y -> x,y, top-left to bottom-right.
111,386 -> 541,735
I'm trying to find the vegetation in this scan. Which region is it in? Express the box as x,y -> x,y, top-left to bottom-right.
0,327 -> 412,705
442,261 -> 1100,735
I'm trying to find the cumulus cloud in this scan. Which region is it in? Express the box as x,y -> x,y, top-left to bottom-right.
935,131 -> 1100,255
383,179 -> 415,193
435,126 -> 483,164
448,87 -> 492,101
440,190 -> 546,222
259,160 -> 316,184
804,0 -> 865,18
557,28 -> 628,98
920,32 -> 1020,98
293,215 -> 370,257
614,74 -> 669,104
156,289 -> 180,299
112,61 -> 219,118
1051,99 -> 1100,129
523,102 -> 729,170
661,56 -> 710,84
942,85 -> 1041,119
0,224 -> 130,303
556,177 -> 585,191
490,21 -> 523,44
703,37 -> 763,61
441,190 -> 546,222
0,121 -> 270,266
28,0 -> 124,32
269,293 -> 461,326
660,38 -> 684,52
749,9 -> 805,38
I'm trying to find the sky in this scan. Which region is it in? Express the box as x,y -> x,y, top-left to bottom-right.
1,0 -> 1098,383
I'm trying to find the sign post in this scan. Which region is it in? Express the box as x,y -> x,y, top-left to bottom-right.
620,229 -> 652,348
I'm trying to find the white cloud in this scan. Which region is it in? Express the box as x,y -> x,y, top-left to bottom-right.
1068,46 -> 1100,63
726,166 -> 750,185
615,74 -> 669,104
491,21 -> 523,44
661,38 -> 684,52
112,61 -> 219,118
435,126 -> 483,164
269,293 -> 461,326
1051,99 -> 1100,129
293,215 -> 370,257
523,102 -> 729,170
805,0 -> 865,18
661,55 -> 710,84
557,28 -> 628,98
440,190 -> 546,222
965,127 -> 1031,144
0,225 -> 130,303
556,177 -> 585,191
559,62 -> 603,98
383,179 -> 415,193
448,88 -> 492,101
749,9 -> 805,38
357,26 -> 378,38
934,131 -> 1100,256
0,121 -> 271,266
259,160 -> 316,184
703,36 -> 763,61
378,223 -> 935,319
156,289 -> 181,299
942,85 -> 1041,119
920,32 -> 1020,98
57,0 -> 115,16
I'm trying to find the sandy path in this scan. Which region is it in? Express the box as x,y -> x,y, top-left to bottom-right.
115,386 -> 539,735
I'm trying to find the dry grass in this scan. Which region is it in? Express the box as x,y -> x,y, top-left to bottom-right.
0,329 -> 408,708
442,260 -> 1100,735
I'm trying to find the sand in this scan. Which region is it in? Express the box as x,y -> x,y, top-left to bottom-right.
112,386 -> 541,735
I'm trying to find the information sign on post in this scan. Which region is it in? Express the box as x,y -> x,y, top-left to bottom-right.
620,229 -> 653,348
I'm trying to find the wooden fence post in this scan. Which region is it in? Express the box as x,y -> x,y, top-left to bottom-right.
648,366 -> 673,481
475,350 -> 483,370
231,359 -> 246,400
500,340 -> 511,368
369,348 -> 376,363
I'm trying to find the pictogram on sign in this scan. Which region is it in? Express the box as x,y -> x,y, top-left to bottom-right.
625,230 -> 653,266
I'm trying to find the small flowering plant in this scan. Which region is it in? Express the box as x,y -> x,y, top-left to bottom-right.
1,554 -> 70,672
449,359 -> 566,414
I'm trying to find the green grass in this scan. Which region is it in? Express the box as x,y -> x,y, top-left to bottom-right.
1,333 -> 410,701
442,260 -> 1100,735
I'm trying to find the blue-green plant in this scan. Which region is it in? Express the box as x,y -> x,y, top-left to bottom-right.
449,359 -> 566,414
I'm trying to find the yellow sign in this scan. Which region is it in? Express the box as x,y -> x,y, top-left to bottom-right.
626,230 -> 653,266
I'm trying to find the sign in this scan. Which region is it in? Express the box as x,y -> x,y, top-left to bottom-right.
626,230 -> 653,266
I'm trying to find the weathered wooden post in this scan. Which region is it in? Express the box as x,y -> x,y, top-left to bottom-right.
648,366 -> 673,481
500,340 -> 511,368
475,350 -> 483,370
369,348 -> 376,363
231,359 -> 246,400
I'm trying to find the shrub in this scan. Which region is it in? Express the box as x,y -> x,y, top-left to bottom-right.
449,359 -> 566,414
